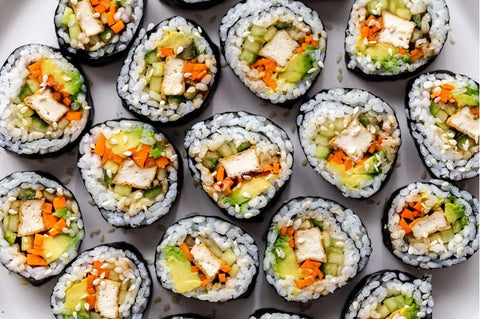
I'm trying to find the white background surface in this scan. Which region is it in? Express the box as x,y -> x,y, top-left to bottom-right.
0,0 -> 478,318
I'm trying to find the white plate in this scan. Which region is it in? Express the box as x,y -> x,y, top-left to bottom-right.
0,0 -> 478,318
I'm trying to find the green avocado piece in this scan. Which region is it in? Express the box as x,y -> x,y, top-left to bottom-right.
41,59 -> 83,96
64,278 -> 88,313
43,234 -> 75,263
164,246 -> 202,294
226,177 -> 271,206
271,235 -> 302,280
350,155 -> 378,175
278,51 -> 314,83
365,43 -> 397,61
326,161 -> 373,189
107,128 -> 144,156
4,231 -> 16,245
18,188 -> 36,200
143,186 -> 162,201
444,201 -> 466,224
157,32 -> 193,53
452,91 -> 479,107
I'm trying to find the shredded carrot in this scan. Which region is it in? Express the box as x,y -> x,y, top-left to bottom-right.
201,279 -> 209,287
398,48 -> 407,55
52,218 -> 67,232
193,70 -> 208,81
361,15 -> 384,41
410,49 -> 424,62
296,277 -> 315,289
216,166 -> 225,182
106,10 -> 116,26
91,0 -> 100,5
316,268 -> 324,280
65,111 -> 82,121
262,75 -> 277,90
94,3 -> 108,13
400,208 -> 415,221
301,260 -> 321,269
111,20 -> 125,33
28,60 -> 44,73
399,218 -> 412,234
42,203 -> 53,214
27,248 -> 44,256
155,156 -> 170,168
43,212 -> 59,229
160,47 -> 174,57
179,243 -> 193,261
87,274 -> 95,289
222,177 -> 234,195
344,158 -> 353,170
33,234 -> 45,250
263,164 -> 273,172
26,254 -> 48,266
288,238 -> 295,248
53,197 -> 67,210
131,148 -> 149,168
53,91 -> 62,102
412,202 -> 423,212
47,76 -> 56,87
272,162 -> 280,174
218,273 -> 226,283
191,266 -> 199,273
47,228 -> 60,237
184,63 -> 208,72
287,227 -> 295,236
93,261 -> 103,269
110,153 -> 124,165
63,97 -> 72,106
221,264 -> 231,273
86,295 -> 96,309
102,147 -> 112,164
280,227 -> 288,236
471,107 -> 479,117
93,133 -> 107,156
144,157 -> 156,168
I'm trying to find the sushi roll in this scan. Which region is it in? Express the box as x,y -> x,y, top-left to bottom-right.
0,171 -> 84,286
342,270 -> 433,319
406,71 -> 479,181
117,16 -> 220,125
54,0 -> 145,65
78,119 -> 181,228
155,216 -> 259,302
263,197 -> 371,302
219,0 -> 327,106
0,44 -> 93,157
297,88 -> 401,198
51,242 -> 152,319
345,0 -> 449,80
184,112 -> 294,220
249,309 -> 314,319
164,315 -> 207,319
382,179 -> 479,269
160,0 -> 224,10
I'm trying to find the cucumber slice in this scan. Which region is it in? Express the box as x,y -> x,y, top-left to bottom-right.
145,49 -> 158,64
237,142 -> 251,152
143,186 -> 162,200
239,50 -> 257,65
19,84 -> 33,101
4,231 -> 16,245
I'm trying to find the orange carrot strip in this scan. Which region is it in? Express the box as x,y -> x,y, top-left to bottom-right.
91,0 -> 100,5
221,264 -> 231,273
144,157 -> 156,168
47,228 -> 60,237
28,60 -> 44,72
179,243 -> 193,261
26,254 -> 48,266
42,203 -> 53,214
102,147 -> 112,164
191,266 -> 199,273
65,111 -> 82,121
398,48 -> 407,55
222,177 -> 234,193
43,211 -> 59,229
93,261 -> 103,269
288,238 -> 295,248
53,197 -> 67,210
280,227 -> 288,235
111,20 -> 125,33
87,274 -> 95,289
33,234 -> 45,249
315,268 -> 324,280
399,218 -> 412,234
218,273 -> 226,283
400,208 -> 415,221
216,166 -> 225,182
193,70 -> 208,81
94,3 -> 107,13
53,91 -> 62,101
412,202 -> 423,212
86,295 -> 96,309
63,97 -> 72,106
272,162 -> 280,174
93,133 -> 107,156
155,156 -> 170,168
296,277 -> 314,289
110,153 -> 124,165
263,164 -> 273,172
262,75 -> 277,90
132,150 -> 149,168
52,218 -> 67,232
160,47 -> 174,57
201,279 -> 209,287
106,10 -> 116,26
287,227 -> 295,236
27,248 -> 44,256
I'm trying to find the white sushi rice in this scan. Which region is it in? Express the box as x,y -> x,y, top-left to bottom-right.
54,0 -> 143,59
0,172 -> 84,282
344,271 -> 433,319
386,179 -> 479,269
155,216 -> 259,302
219,0 -> 327,104
345,0 -> 449,77
406,72 -> 479,180
297,88 -> 401,198
51,244 -> 151,319
117,16 -> 218,123
184,112 -> 294,219
77,120 -> 180,227
0,44 -> 91,155
250,312 -> 309,319
263,197 -> 371,302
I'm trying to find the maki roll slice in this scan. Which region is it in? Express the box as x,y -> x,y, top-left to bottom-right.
249,309 -> 314,319
78,119 -> 181,228
219,0 -> 327,106
55,0 -> 145,65
164,315 -> 207,319
155,216 -> 259,302
383,179 -> 479,269
51,243 -> 152,319
184,112 -> 294,219
0,171 -> 84,286
263,197 -> 371,302
345,0 -> 449,79
0,44 -> 93,157
117,16 -> 220,125
297,88 -> 401,198
160,0 -> 224,10
342,270 -> 433,319
406,71 -> 479,180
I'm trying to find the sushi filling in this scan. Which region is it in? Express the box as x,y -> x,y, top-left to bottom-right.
57,0 -> 141,52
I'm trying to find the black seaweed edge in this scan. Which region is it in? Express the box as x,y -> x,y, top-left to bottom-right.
50,241 -> 153,318
381,179 -> 479,269
340,269 -> 433,319
296,87 -> 402,199
183,111 -> 294,222
262,196 -> 372,303
249,308 -> 315,319
159,0 -> 225,10
153,214 -> 260,302
343,1 -> 450,81
0,170 -> 85,286
404,70 -> 479,181
116,17 -> 221,127
218,0 -> 327,108
0,44 -> 94,159
76,118 -> 183,229
163,314 -> 208,319
53,0 -> 146,66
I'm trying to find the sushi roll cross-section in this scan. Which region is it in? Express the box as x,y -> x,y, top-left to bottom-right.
78,119 -> 181,228
160,0 -> 224,10
117,16 -> 220,125
0,44 -> 93,157
55,0 -> 145,65
345,0 -> 449,79
0,172 -> 84,286
219,0 -> 327,105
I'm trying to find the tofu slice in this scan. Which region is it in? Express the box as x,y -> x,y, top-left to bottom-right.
294,227 -> 327,264
410,211 -> 450,239
96,279 -> 120,319
73,0 -> 104,37
330,119 -> 374,162
112,159 -> 157,189
162,57 -> 185,96
218,147 -> 262,178
24,89 -> 69,124
190,242 -> 223,281
446,107 -> 479,142
17,199 -> 46,237
258,30 -> 299,67
378,12 -> 416,49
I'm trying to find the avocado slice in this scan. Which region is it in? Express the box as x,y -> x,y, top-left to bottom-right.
164,246 -> 202,293
271,235 -> 302,280
443,201 -> 466,224
43,234 -> 75,263
226,177 -> 271,206
278,51 -> 314,83
64,278 -> 88,313
41,59 -> 83,96
107,128 -> 144,156
157,32 -> 193,53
